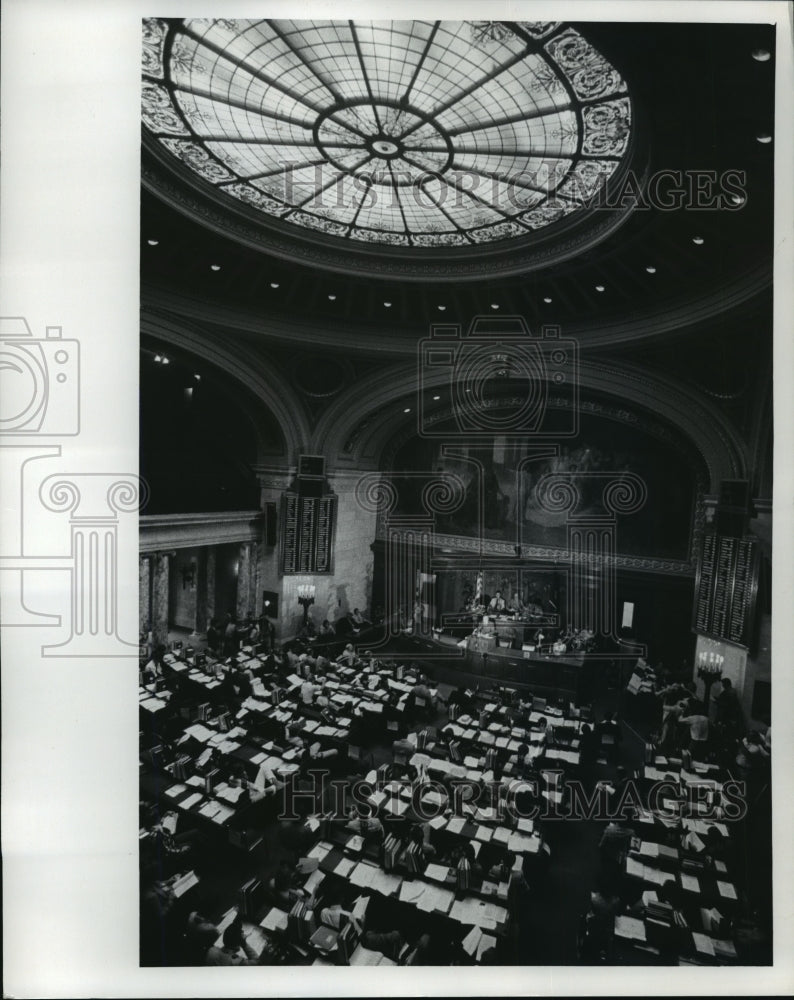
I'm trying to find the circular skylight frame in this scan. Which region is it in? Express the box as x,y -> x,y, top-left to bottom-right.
142,18 -> 641,280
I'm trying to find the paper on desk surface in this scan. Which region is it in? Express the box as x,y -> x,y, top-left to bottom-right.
260,907 -> 288,932
615,915 -> 646,941
717,881 -> 738,900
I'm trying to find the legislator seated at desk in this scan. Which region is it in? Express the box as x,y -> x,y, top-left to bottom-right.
205,919 -> 259,966
488,592 -> 506,613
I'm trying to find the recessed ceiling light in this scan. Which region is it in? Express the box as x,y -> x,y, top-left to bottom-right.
147,239 -> 159,246
692,236 -> 705,245
543,297 -> 553,304
194,374 -> 201,381
645,266 -> 657,274
328,294 -> 337,301
752,48 -> 771,62
210,264 -> 221,271
595,284 -> 605,292
437,305 -> 446,311
756,133 -> 772,144
491,303 -> 500,310
270,282 -> 280,289
161,356 -> 170,365
433,395 -> 440,401
383,301 -> 392,307
403,407 -> 411,413
153,354 -> 162,362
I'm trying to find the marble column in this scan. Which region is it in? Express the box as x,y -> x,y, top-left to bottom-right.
193,548 -> 209,635
205,546 -> 216,626
151,552 -> 172,649
139,555 -> 151,638
236,542 -> 252,620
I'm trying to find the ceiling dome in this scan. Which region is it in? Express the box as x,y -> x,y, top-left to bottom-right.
142,19 -> 638,278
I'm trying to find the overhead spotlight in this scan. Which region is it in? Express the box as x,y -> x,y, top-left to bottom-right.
270,282 -> 280,288
756,133 -> 772,144
147,239 -> 159,246
645,266 -> 657,274
328,294 -> 337,301
161,356 -> 170,365
543,296 -> 553,304
210,264 -> 221,271
403,407 -> 411,413
433,395 -> 440,401
437,305 -> 446,311
491,303 -> 500,310
752,48 -> 771,62
384,301 -> 392,307
595,284 -> 605,292
194,374 -> 201,381
730,194 -> 746,206
692,236 -> 705,245
153,354 -> 162,362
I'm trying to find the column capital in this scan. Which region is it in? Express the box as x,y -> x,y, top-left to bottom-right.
40,473 -> 147,520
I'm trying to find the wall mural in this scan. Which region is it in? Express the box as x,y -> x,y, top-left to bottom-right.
391,410 -> 697,560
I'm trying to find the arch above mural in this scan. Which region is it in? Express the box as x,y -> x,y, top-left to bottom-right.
314,356 -> 746,493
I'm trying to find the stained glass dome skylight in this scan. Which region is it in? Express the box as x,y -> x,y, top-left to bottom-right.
142,19 -> 635,275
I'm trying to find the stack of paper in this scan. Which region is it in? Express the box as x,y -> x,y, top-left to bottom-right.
349,944 -> 382,966
508,832 -> 539,854
692,932 -> 715,956
369,870 -> 402,896
172,870 -> 199,898
181,791 -> 204,810
307,841 -> 332,861
424,863 -> 451,883
350,862 -> 379,888
260,907 -> 288,933
398,881 -> 425,905
717,881 -> 738,900
416,884 -> 454,915
615,915 -> 647,942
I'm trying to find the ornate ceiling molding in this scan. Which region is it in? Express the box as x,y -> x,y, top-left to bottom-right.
141,267 -> 770,357
139,510 -> 261,552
